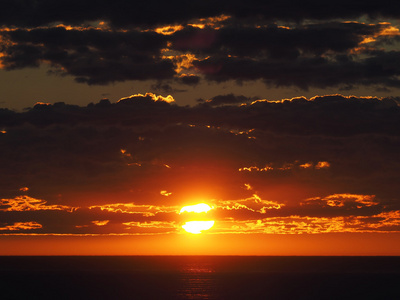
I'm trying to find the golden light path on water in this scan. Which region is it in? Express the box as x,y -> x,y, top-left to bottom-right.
180,203 -> 215,234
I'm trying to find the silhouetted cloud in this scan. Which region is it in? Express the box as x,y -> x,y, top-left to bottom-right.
2,0 -> 400,28
193,50 -> 400,90
1,27 -> 175,84
198,94 -> 257,106
1,11 -> 400,89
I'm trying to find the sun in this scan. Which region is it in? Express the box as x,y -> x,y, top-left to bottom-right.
182,221 -> 215,234
180,203 -> 215,234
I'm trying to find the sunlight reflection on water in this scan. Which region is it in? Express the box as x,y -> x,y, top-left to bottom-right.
177,261 -> 218,300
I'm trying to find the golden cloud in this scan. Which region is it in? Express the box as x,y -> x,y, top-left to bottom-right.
218,194 -> 284,213
215,211 -> 400,234
117,92 -> 175,104
0,196 -> 76,212
0,222 -> 42,231
239,161 -> 330,172
302,194 -> 377,208
92,220 -> 110,226
89,203 -> 178,216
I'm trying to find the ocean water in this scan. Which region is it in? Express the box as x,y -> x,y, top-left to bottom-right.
0,256 -> 399,300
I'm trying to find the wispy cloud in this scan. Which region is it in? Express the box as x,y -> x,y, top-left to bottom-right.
0,221 -> 42,231
0,196 -> 76,212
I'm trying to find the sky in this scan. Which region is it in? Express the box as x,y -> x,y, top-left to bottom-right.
1,0 -> 400,255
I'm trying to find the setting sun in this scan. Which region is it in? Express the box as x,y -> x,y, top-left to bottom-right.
180,203 -> 215,233
182,220 -> 215,234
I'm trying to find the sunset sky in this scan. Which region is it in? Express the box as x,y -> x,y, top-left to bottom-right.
1,1 -> 400,255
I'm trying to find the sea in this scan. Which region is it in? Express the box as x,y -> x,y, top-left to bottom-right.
0,256 -> 399,300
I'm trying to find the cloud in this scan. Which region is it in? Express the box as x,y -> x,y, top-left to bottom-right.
89,203 -> 178,217
302,194 -> 378,208
0,196 -> 76,212
2,1 -> 400,28
177,74 -> 200,85
91,220 -> 109,226
0,221 -> 42,231
215,212 -> 400,234
122,221 -> 179,234
1,18 -> 400,89
117,93 -> 175,104
239,161 -> 331,172
193,50 -> 400,90
199,94 -> 257,106
218,194 -> 284,213
172,22 -> 393,56
1,27 -> 175,84
0,94 -> 399,235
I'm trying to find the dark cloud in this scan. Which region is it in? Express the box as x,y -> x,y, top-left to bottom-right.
198,94 -> 257,106
171,22 -> 385,57
1,19 -> 399,89
193,51 -> 400,90
2,0 -> 400,28
177,74 -> 200,85
1,27 -> 175,84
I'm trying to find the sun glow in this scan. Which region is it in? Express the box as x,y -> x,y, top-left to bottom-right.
182,221 -> 215,234
180,203 -> 215,234
180,203 -> 213,214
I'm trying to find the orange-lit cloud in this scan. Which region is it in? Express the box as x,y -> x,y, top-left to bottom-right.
154,25 -> 184,35
160,190 -> 172,196
188,15 -> 230,30
244,183 -> 253,191
359,22 -> 400,44
117,93 -> 175,104
162,53 -> 198,74
0,196 -> 76,212
239,161 -> 330,172
302,194 -> 377,208
123,221 -> 178,229
91,220 -> 110,226
0,222 -> 42,231
218,194 -> 284,213
315,161 -> 330,169
122,221 -> 179,234
89,203 -> 178,216
214,211 -> 400,234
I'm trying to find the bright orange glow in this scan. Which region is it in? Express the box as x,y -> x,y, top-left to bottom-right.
182,221 -> 215,234
180,203 -> 212,213
180,204 -> 214,234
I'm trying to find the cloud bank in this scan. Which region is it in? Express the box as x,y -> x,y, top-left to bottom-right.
1,3 -> 400,91
0,94 -> 399,235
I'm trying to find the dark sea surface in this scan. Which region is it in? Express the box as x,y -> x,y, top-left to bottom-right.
0,256 -> 399,300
